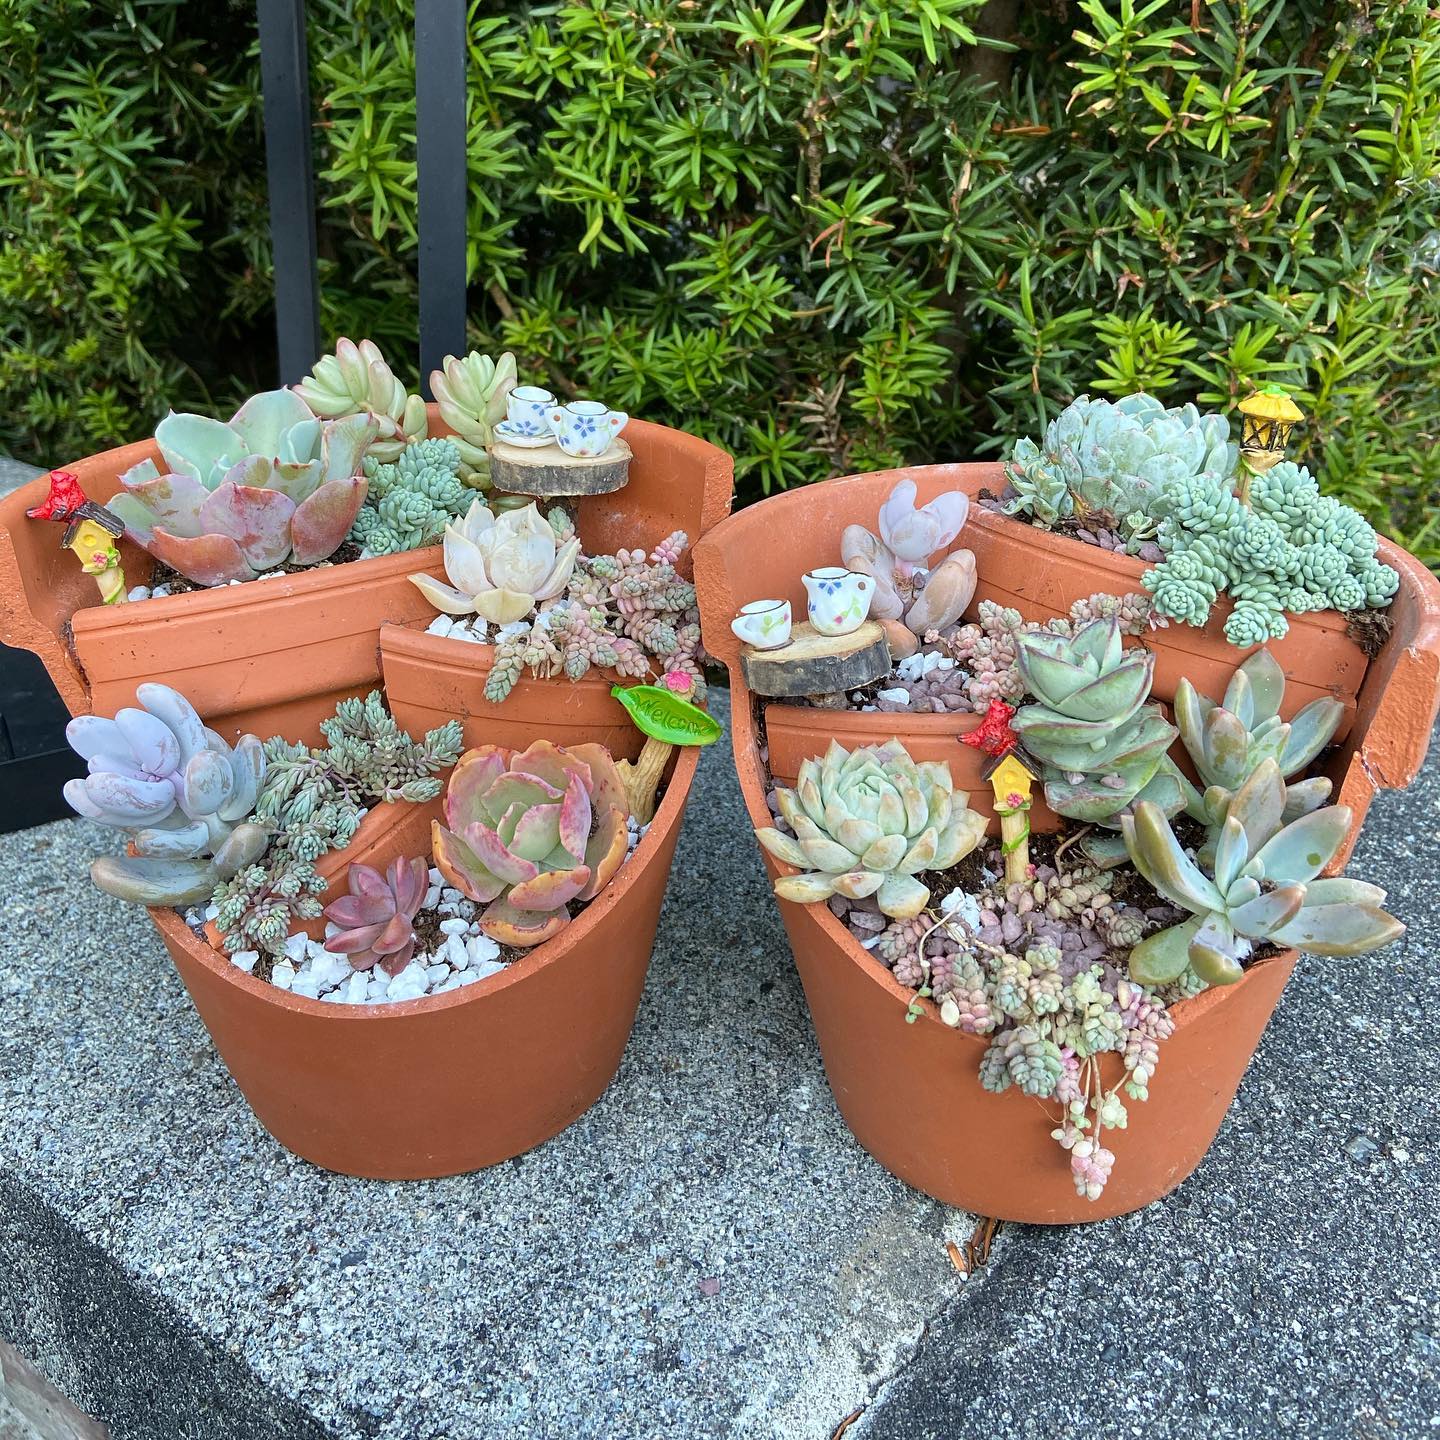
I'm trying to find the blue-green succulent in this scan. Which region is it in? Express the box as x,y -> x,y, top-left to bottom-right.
351,437 -> 469,556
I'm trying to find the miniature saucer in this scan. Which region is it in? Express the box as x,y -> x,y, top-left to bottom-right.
494,420 -> 555,449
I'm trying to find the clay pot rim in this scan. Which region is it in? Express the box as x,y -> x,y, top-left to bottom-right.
73,543 -> 444,634
148,742 -> 700,1021
764,703 -> 983,737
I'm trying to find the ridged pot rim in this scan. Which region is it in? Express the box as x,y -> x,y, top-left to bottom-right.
148,742 -> 700,1021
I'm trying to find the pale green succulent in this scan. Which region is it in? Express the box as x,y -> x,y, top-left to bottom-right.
1141,462 -> 1400,645
1003,393 -> 1235,527
1174,649 -> 1343,845
1123,759 -> 1403,987
351,437 -> 469,555
294,337 -> 428,463
430,349 -> 518,486
1011,616 -> 1184,829
757,739 -> 988,920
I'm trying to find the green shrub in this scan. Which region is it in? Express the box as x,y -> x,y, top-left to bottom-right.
4,1 -> 1438,563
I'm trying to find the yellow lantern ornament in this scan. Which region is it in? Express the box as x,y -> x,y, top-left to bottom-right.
1235,385 -> 1304,506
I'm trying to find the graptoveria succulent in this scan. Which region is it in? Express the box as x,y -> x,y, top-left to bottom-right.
432,740 -> 630,946
294,337 -> 428,462
323,857 -> 428,975
409,499 -> 581,624
429,350 -> 519,485
64,683 -> 269,905
1122,759 -> 1403,988
1011,616 -> 1183,828
841,479 -> 975,643
1174,648 -> 1343,839
1002,393 -> 1236,528
107,388 -> 376,585
756,739 -> 987,920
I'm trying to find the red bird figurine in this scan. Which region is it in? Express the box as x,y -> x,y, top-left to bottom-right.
960,699 -> 1020,757
26,469 -> 91,523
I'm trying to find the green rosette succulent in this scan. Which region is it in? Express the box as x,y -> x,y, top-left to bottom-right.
1122,759 -> 1403,988
756,739 -> 987,920
1003,393 -> 1235,527
294,337 -> 428,463
1173,649 -> 1343,846
1011,616 -> 1183,828
430,349 -> 519,486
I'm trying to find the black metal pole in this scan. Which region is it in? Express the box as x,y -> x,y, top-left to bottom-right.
257,0 -> 322,383
415,0 -> 469,398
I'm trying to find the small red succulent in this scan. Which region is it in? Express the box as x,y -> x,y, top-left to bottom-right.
323,856 -> 428,975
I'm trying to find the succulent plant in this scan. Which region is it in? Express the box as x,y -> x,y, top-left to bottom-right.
841,479 -> 975,639
107,389 -> 376,585
1174,648 -> 1343,841
294,337 -> 428,462
64,683 -> 269,905
1011,616 -> 1183,828
213,693 -> 463,955
432,739 -> 630,946
1140,462 -> 1400,645
1123,759 -> 1404,987
323,857 -> 428,975
352,437 -> 470,555
409,498 -> 582,624
1002,393 -> 1236,528
757,739 -> 987,920
429,350 -> 519,485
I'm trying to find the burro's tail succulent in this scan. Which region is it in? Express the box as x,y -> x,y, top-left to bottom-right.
294,337 -> 429,462
64,683 -> 269,905
1122,759 -> 1402,988
432,740 -> 630,946
1011,616 -> 1183,827
1174,648 -> 1343,841
756,739 -> 987,920
107,387 -> 376,586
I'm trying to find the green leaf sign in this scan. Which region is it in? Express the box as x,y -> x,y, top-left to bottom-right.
612,685 -> 722,746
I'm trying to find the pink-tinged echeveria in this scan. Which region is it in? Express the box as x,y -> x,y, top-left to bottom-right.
106,388 -> 377,586
431,739 -> 629,946
323,856 -> 428,975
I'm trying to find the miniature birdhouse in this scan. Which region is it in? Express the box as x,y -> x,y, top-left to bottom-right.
26,471 -> 129,606
980,745 -> 1042,885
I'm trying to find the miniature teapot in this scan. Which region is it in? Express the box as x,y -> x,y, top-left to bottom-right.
803,567 -> 874,637
548,400 -> 629,458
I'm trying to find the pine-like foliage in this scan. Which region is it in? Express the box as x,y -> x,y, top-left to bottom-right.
212,692 -> 462,955
4,2 -> 1438,561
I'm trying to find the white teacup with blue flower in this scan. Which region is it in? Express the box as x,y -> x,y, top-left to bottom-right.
803,567 -> 874,636
547,399 -> 629,458
504,385 -> 557,437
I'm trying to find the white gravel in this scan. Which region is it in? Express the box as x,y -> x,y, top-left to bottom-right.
223,821 -> 651,1004
424,614 -> 490,643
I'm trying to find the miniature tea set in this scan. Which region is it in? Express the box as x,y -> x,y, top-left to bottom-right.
495,385 -> 630,458
730,567 -> 877,651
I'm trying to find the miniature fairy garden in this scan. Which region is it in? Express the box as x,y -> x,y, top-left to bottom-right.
719,390 -> 1416,1208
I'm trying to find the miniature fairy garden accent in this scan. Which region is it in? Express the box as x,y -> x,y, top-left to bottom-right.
718,389 -> 1416,1209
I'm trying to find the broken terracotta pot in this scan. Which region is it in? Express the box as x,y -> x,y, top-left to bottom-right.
150,745 -> 700,1179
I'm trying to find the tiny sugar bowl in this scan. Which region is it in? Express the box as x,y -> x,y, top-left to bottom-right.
731,599 -> 792,650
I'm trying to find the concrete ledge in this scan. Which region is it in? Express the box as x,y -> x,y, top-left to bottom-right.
0,694 -> 1435,1439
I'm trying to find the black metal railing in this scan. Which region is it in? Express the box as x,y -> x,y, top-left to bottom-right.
257,0 -> 468,391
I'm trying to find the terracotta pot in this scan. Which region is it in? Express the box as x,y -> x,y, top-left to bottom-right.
0,414 -> 732,746
693,466 -> 1440,1220
148,744 -> 700,1179
380,622 -> 642,759
695,463 -> 1440,860
762,703 -> 1060,836
380,419 -> 731,756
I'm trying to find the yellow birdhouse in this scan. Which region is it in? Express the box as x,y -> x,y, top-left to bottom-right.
981,746 -> 1042,884
62,504 -> 129,606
